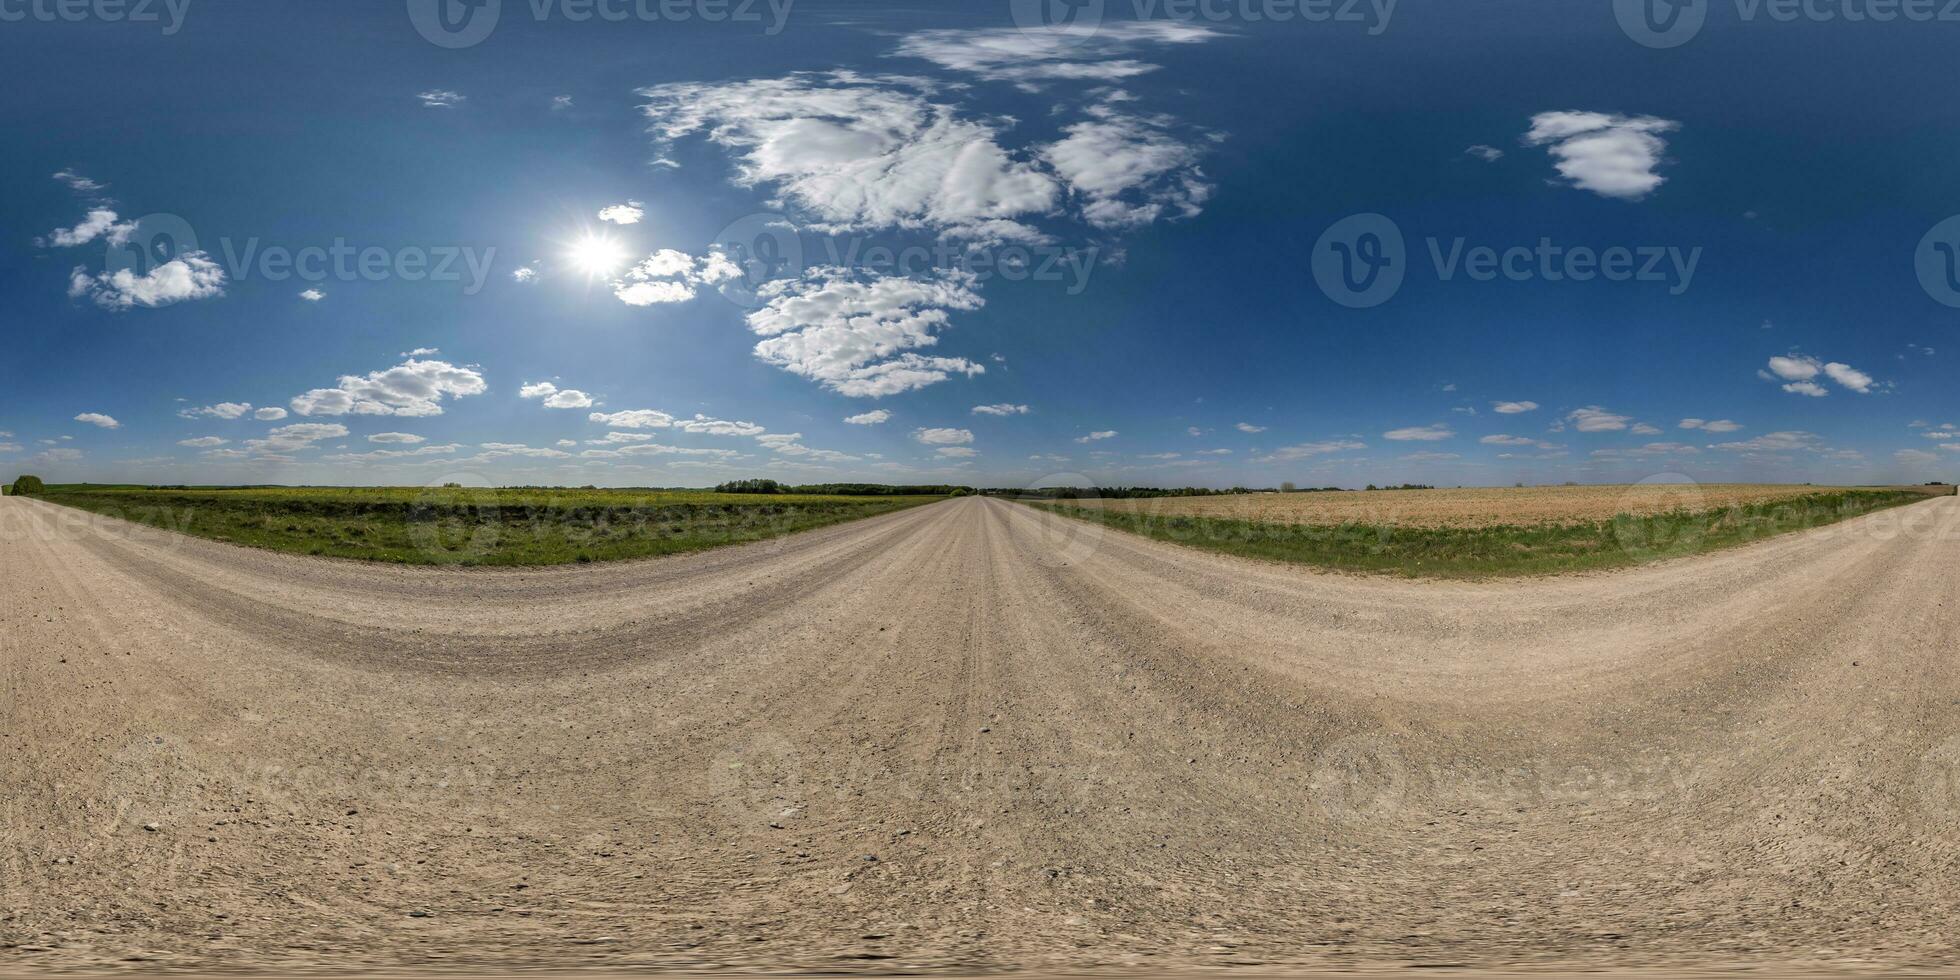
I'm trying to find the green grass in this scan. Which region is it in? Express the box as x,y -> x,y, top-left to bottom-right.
31,484 -> 943,566
1029,487 -> 1952,579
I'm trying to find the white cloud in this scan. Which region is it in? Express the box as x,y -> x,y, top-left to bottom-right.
29,448 -> 83,465
589,409 -> 676,429
1251,440 -> 1366,463
177,436 -> 228,448
1678,418 -> 1742,433
1523,111 -> 1680,200
246,422 -> 348,454
512,266 -> 538,283
1895,449 -> 1941,465
1565,406 -> 1631,432
519,381 -> 596,409
74,412 -> 120,429
53,169 -> 106,193
418,89 -> 465,108
1465,145 -> 1504,162
1043,100 -> 1212,230
254,407 -> 288,421
597,202 -> 645,225
179,401 -> 252,420
891,22 -> 1218,88
1782,381 -> 1830,398
1075,430 -> 1118,443
68,252 -> 227,310
676,415 -> 766,437
1822,361 -> 1874,394
1492,400 -> 1539,414
755,432 -> 856,463
41,208 -> 136,248
639,72 -> 1061,242
1711,431 -> 1824,453
1383,424 -> 1453,441
845,410 -> 892,425
322,444 -> 463,463
611,248 -> 742,306
747,268 -> 986,397
1234,422 -> 1267,433
1766,354 -> 1822,381
1481,434 -> 1561,450
936,446 -> 979,458
972,403 -> 1030,416
913,427 -> 975,446
367,432 -> 426,444
291,358 -> 487,417
299,288 -> 325,302
1630,422 -> 1662,435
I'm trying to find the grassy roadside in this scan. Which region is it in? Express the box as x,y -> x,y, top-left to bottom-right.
26,484 -> 945,566
1026,487 -> 1952,578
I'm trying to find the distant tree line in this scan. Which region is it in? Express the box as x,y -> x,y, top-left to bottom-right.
714,480 -> 977,496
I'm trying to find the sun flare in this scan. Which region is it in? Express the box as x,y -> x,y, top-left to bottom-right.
567,234 -> 628,277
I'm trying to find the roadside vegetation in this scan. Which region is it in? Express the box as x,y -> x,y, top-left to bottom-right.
29,484 -> 945,566
1030,485 -> 1953,578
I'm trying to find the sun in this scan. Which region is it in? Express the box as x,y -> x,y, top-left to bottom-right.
567,234 -> 628,277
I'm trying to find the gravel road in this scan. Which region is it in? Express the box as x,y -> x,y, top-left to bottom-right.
3,493 -> 1957,974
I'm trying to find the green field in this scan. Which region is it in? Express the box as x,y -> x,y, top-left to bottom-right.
24,484 -> 944,566
1029,486 -> 1952,579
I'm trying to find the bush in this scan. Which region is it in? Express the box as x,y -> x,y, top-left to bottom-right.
716,479 -> 785,495
10,475 -> 45,496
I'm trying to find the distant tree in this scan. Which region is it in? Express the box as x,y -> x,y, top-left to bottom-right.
716,479 -> 785,494
9,475 -> 45,496
1280,481 -> 1297,493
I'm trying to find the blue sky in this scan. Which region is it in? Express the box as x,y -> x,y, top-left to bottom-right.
2,0 -> 1956,489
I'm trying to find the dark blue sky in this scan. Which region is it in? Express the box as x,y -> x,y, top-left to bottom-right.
3,0 -> 1956,487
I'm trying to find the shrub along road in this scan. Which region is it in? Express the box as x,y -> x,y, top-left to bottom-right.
3,494 -> 1958,973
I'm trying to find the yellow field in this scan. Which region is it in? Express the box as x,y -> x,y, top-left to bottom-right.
1051,484 -> 1940,529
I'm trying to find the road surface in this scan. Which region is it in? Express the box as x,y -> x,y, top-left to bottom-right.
3,494 -> 1958,974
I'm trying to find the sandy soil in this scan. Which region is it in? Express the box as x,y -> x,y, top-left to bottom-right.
3,493 -> 1958,975
1056,483 -> 1910,528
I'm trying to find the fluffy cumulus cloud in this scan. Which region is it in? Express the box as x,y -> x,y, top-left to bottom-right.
1235,422 -> 1267,433
1251,439 -> 1366,463
746,268 -> 986,397
640,72 -> 1062,243
41,209 -> 136,248
1383,424 -> 1453,441
179,401 -> 252,420
845,410 -> 892,425
1564,406 -> 1631,432
756,432 -> 856,463
1492,400 -> 1539,414
1679,418 -> 1742,433
891,21 -> 1218,88
611,248 -> 742,306
291,358 -> 487,417
68,253 -> 228,310
299,288 -> 325,302
254,407 -> 288,421
675,415 -> 765,437
1044,98 -> 1213,230
1075,430 -> 1118,443
519,381 -> 596,409
74,412 -> 120,429
367,432 -> 426,444
597,201 -> 645,225
246,422 -> 348,455
1710,431 -> 1826,454
972,404 -> 1030,416
913,427 -> 974,446
1524,111 -> 1680,200
177,436 -> 228,448
589,409 -> 676,429
1761,354 -> 1877,396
